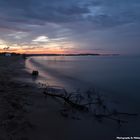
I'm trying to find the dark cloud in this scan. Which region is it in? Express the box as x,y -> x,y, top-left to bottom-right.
0,0 -> 140,29
0,0 -> 89,24
0,0 -> 140,54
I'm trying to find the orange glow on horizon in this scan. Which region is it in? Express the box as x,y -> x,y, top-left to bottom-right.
0,43 -> 110,54
0,48 -> 70,54
0,39 -> 102,54
0,48 -> 108,54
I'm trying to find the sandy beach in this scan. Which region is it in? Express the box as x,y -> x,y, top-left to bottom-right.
0,56 -> 139,140
0,56 -> 92,140
0,56 -> 38,139
0,56 -> 93,140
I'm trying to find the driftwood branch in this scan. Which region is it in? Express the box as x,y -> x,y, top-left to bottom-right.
41,84 -> 138,125
43,91 -> 88,111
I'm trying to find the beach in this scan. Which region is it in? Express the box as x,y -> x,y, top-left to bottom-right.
0,56 -> 139,140
0,56 -> 95,140
0,56 -> 38,139
0,56 -> 90,140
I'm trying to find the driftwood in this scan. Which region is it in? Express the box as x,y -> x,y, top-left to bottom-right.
43,92 -> 88,111
41,84 -> 138,125
32,70 -> 39,76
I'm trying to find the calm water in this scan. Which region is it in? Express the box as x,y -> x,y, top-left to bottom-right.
26,55 -> 140,138
26,55 -> 140,94
26,55 -> 140,111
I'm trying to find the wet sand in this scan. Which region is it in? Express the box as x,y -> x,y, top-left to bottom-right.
0,56 -> 39,139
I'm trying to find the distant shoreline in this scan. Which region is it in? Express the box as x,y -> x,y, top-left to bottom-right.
25,53 -> 120,57
0,52 -> 120,57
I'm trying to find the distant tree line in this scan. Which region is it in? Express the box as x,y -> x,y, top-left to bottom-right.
0,52 -> 20,56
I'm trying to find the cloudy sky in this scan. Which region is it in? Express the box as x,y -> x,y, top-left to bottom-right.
0,0 -> 140,54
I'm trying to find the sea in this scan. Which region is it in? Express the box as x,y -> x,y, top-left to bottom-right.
26,55 -> 140,95
25,55 -> 140,138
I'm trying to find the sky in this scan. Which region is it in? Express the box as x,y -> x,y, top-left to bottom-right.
0,0 -> 140,54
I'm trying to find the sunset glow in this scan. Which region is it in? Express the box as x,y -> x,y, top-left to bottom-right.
0,0 -> 139,54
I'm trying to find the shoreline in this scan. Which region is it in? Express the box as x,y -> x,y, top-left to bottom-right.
0,56 -> 139,140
